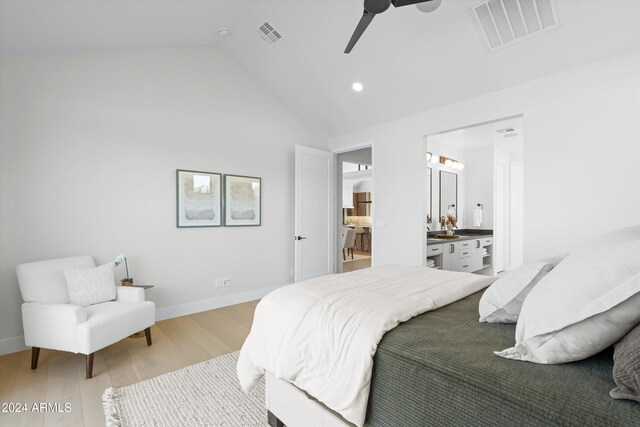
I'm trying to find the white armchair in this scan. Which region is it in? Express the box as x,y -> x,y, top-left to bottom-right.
16,256 -> 156,378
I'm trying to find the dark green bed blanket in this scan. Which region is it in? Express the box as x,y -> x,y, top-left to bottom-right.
365,291 -> 640,426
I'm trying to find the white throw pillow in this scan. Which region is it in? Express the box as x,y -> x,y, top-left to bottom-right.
479,262 -> 554,323
479,254 -> 567,323
64,262 -> 116,306
496,225 -> 640,364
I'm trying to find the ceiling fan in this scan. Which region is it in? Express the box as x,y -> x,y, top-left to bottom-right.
344,0 -> 442,54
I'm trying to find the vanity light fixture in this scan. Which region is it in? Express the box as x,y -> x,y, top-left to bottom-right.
439,155 -> 464,171
426,152 -> 440,164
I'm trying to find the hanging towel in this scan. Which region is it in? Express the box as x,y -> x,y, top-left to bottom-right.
473,207 -> 483,227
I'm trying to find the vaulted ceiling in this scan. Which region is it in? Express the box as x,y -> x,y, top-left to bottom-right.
2,1 -> 639,136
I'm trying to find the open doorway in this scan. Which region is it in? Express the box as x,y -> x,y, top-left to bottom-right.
424,116 -> 523,276
336,147 -> 373,273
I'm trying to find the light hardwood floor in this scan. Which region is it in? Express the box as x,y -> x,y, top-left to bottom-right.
343,249 -> 371,273
0,300 -> 258,427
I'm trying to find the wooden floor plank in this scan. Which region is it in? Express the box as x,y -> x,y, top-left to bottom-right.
43,352 -> 84,427
141,324 -> 192,373
1,349 -> 48,427
122,327 -> 172,380
0,350 -> 22,401
77,352 -> 111,427
191,310 -> 249,351
172,316 -> 234,358
102,346 -> 141,388
155,318 -> 212,366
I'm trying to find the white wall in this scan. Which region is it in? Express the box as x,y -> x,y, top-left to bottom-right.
464,146 -> 494,230
330,51 -> 640,267
0,47 -> 327,353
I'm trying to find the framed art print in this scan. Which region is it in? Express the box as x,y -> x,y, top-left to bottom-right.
176,170 -> 222,228
223,175 -> 261,226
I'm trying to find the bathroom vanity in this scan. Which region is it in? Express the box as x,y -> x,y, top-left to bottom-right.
426,230 -> 493,275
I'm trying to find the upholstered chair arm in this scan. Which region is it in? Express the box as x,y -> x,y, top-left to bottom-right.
21,302 -> 87,353
115,286 -> 145,303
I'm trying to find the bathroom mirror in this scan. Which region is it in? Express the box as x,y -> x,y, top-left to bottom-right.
426,168 -> 432,224
439,171 -> 457,220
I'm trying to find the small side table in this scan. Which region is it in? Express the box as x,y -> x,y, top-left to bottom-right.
123,285 -> 154,338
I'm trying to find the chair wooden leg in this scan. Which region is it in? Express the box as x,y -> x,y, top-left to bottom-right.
144,327 -> 152,346
86,353 -> 94,379
343,249 -> 346,261
350,248 -> 354,259
31,347 -> 40,370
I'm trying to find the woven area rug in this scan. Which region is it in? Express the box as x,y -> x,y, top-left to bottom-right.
102,351 -> 266,426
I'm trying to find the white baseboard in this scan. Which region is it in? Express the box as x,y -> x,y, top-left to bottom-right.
0,286 -> 279,356
155,285 -> 279,321
0,335 -> 27,356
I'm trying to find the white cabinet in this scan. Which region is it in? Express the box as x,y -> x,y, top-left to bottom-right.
426,244 -> 444,270
428,237 -> 493,274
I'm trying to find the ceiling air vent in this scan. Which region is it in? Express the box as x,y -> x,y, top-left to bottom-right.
471,0 -> 560,52
256,21 -> 282,46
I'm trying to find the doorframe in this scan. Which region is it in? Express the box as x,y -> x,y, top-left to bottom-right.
332,141 -> 375,273
423,114 -> 524,270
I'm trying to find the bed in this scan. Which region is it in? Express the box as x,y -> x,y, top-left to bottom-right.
265,291 -> 639,426
238,266 -> 639,426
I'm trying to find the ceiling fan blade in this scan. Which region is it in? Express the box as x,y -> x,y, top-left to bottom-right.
344,11 -> 376,54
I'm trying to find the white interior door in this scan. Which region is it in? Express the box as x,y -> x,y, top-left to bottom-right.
295,145 -> 334,282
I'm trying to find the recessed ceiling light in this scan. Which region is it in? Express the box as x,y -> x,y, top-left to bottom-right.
352,82 -> 364,92
217,28 -> 230,37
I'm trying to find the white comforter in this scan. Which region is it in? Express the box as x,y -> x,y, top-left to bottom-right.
237,265 -> 495,427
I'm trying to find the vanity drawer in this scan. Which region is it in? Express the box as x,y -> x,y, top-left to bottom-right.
458,257 -> 482,273
481,238 -> 493,247
459,262 -> 475,273
426,244 -> 443,256
455,241 -> 473,251
458,248 -> 474,259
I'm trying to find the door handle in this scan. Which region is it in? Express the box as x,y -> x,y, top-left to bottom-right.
295,236 -> 307,241
450,244 -> 454,253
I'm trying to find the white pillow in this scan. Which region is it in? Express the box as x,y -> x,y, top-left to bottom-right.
479,262 -> 554,323
479,254 -> 567,323
64,262 -> 116,306
496,225 -> 640,364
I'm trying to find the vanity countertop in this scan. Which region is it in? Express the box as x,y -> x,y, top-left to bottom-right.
427,229 -> 493,245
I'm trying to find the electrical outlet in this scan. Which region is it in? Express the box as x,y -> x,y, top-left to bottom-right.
214,278 -> 222,288
289,267 -> 294,277
222,277 -> 231,287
